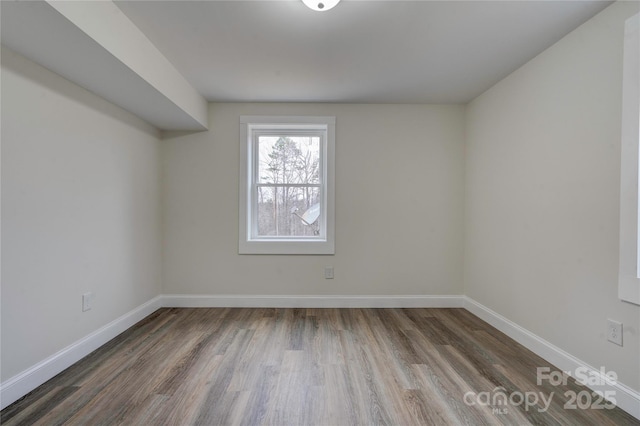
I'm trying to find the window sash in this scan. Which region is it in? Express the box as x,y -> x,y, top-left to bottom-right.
251,184 -> 324,240
249,127 -> 328,242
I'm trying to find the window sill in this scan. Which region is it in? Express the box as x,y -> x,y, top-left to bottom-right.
239,239 -> 335,255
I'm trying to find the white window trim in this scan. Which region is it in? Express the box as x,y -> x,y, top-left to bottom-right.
619,13 -> 640,305
239,116 -> 335,255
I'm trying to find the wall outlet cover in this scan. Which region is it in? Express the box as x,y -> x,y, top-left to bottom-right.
607,319 -> 623,346
82,292 -> 93,312
324,266 -> 334,279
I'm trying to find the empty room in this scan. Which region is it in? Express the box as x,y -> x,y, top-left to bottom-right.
1,0 -> 639,424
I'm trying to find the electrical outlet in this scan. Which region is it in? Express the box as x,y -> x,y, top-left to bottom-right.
82,292 -> 93,312
607,319 -> 623,346
324,266 -> 334,279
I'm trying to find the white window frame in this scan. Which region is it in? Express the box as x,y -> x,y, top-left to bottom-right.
239,116 -> 335,255
619,13 -> 640,305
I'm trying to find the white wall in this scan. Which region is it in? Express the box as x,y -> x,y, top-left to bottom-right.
1,47 -> 162,381
162,103 -> 465,296
465,0 -> 640,393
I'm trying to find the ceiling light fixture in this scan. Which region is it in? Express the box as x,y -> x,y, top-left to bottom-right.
302,0 -> 340,12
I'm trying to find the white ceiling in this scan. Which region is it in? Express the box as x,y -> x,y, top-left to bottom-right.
115,0 -> 612,104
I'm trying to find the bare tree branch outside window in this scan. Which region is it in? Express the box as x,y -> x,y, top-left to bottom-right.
257,136 -> 320,236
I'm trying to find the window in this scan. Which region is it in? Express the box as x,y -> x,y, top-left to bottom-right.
239,116 -> 335,254
619,13 -> 639,305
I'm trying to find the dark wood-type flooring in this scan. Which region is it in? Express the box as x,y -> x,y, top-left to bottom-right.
2,308 -> 639,425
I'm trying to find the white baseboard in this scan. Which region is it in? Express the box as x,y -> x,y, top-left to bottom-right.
3,294 -> 638,421
161,294 -> 465,308
0,293 -> 462,411
463,296 -> 640,420
0,295 -> 163,410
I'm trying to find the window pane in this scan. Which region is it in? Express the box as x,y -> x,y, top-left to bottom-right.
258,136 -> 320,184
257,186 -> 320,236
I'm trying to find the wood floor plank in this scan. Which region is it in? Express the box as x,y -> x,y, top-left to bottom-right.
2,308 -> 638,426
